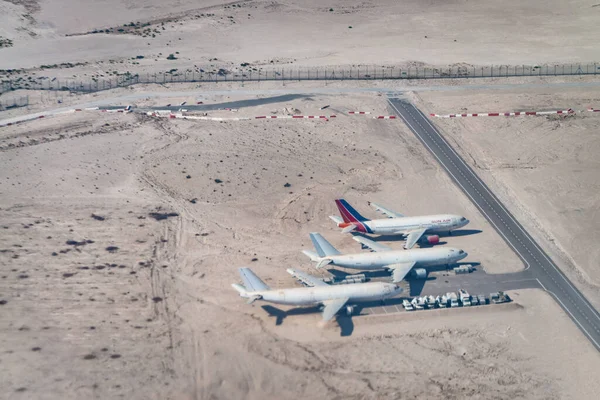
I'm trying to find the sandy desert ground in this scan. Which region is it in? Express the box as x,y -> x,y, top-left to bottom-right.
2,0 -> 600,399
415,87 -> 600,308
1,0 -> 599,73
1,92 -> 600,399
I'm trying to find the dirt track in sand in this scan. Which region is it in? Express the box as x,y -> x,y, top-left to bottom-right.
1,93 -> 600,399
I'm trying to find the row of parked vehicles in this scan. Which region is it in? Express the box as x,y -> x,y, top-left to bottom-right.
402,290 -> 511,311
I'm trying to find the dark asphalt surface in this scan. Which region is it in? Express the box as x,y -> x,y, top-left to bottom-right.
105,94 -> 314,112
388,98 -> 600,351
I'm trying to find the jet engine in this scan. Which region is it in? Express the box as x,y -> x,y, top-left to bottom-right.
411,268 -> 427,279
419,234 -> 440,245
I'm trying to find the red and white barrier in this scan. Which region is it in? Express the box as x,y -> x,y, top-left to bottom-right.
169,114 -> 250,121
348,111 -> 371,115
254,115 -> 336,120
373,116 -> 397,119
430,109 -> 575,118
0,114 -> 46,127
151,113 -> 337,121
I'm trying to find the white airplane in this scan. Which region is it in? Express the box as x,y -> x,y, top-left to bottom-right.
303,233 -> 468,282
232,267 -> 402,321
330,199 -> 470,249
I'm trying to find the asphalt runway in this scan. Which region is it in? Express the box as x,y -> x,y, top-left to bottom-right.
388,98 -> 600,351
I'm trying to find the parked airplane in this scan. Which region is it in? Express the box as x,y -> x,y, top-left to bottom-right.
232,267 -> 402,321
303,233 -> 468,282
330,199 -> 470,249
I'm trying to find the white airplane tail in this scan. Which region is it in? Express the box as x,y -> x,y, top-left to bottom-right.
302,250 -> 320,261
233,269 -> 267,304
237,268 -> 270,291
302,249 -> 333,269
309,233 -> 341,257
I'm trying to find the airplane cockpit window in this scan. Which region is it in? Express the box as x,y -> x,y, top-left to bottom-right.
459,250 -> 465,254
460,217 -> 467,222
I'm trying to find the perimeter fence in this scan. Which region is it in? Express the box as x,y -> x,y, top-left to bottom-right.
0,95 -> 29,110
1,63 -> 599,95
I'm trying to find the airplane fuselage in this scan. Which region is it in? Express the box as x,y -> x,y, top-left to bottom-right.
325,247 -> 467,271
252,282 -> 402,306
345,214 -> 469,235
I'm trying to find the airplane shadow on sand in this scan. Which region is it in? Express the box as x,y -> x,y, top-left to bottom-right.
351,229 -> 482,244
261,296 -> 418,337
261,305 -> 355,336
326,261 -> 480,297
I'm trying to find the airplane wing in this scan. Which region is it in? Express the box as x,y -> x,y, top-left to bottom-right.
322,297 -> 349,321
369,202 -> 405,218
404,228 -> 427,249
386,261 -> 417,283
352,235 -> 393,252
286,268 -> 329,287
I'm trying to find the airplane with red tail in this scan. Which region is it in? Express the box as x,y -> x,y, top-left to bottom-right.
330,199 -> 469,249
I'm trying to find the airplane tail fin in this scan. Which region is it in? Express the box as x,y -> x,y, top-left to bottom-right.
238,267 -> 270,292
309,233 -> 341,257
335,199 -> 369,223
302,250 -> 321,261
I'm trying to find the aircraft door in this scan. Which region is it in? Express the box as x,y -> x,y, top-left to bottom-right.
277,290 -> 286,302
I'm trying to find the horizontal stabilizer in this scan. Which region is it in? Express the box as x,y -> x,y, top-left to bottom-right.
246,295 -> 262,304
316,259 -> 333,269
341,224 -> 357,234
231,283 -> 247,296
302,250 -> 320,261
329,215 -> 344,225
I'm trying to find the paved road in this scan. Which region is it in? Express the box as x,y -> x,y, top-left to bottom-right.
388,98 -> 600,351
411,269 -> 540,297
5,80 -> 600,126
